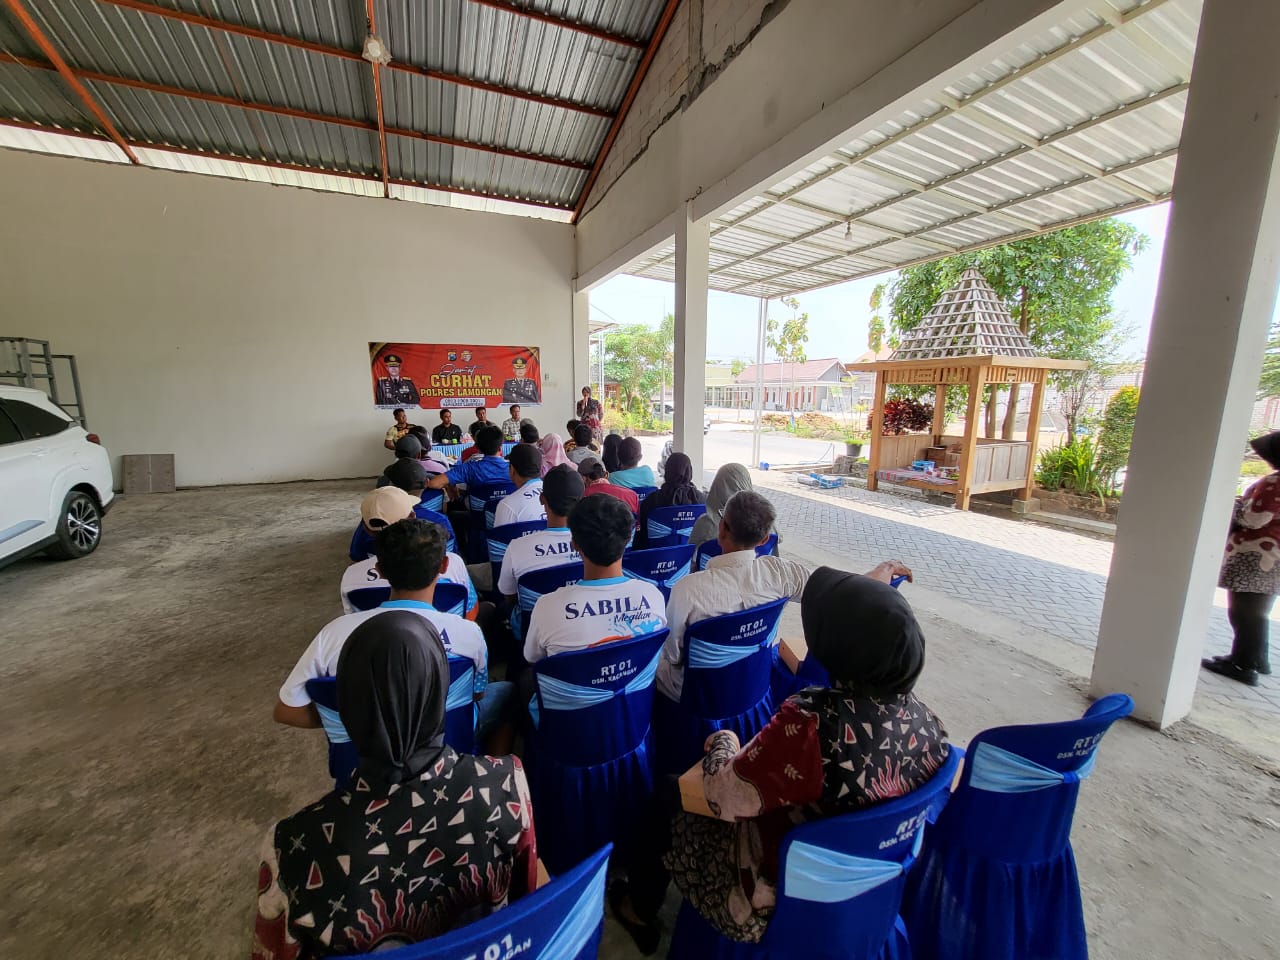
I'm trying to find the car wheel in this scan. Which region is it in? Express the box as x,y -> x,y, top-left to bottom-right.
46,490 -> 103,560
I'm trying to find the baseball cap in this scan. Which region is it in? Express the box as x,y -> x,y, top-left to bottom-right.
542,463 -> 585,515
577,454 -> 607,481
384,458 -> 428,492
361,487 -> 419,529
394,434 -> 422,458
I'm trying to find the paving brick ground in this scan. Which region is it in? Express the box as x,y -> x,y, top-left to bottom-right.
752,470 -> 1280,717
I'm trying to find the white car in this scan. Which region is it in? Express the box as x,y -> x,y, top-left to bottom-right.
0,385 -> 113,568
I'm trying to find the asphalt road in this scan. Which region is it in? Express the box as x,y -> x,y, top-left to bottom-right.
634,421 -> 842,483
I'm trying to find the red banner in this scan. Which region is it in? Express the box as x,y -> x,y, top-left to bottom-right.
369,342 -> 542,410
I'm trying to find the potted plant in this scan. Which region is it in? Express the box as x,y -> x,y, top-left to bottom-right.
842,428 -> 870,457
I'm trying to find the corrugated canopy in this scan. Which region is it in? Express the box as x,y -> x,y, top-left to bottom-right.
0,0 -> 676,220
628,0 -> 1199,294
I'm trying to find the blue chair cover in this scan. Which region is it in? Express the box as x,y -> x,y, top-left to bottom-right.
443,654 -> 476,754
350,510 -> 456,562
653,597 -> 787,775
484,492 -> 508,530
366,844 -> 612,960
526,631 -> 668,874
621,543 -> 696,602
488,519 -> 547,598
348,585 -> 390,612
631,484 -> 658,505
418,488 -> 445,512
513,560 -> 583,642
669,747 -> 963,960
694,532 -> 779,570
432,581 -> 469,618
412,506 -> 458,554
902,694 -> 1134,960
645,503 -> 708,547
466,481 -> 516,562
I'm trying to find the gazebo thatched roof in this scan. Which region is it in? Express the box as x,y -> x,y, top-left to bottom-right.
891,267 -> 1037,361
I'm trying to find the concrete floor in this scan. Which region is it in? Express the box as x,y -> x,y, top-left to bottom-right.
1,479 -> 1277,959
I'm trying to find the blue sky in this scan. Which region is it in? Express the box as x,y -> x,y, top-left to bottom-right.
590,205 -> 1172,364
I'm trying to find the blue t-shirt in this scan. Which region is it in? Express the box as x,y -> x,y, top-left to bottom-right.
446,454 -> 511,489
609,465 -> 656,490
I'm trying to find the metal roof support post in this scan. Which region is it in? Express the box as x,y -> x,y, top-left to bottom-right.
673,201 -> 710,483
1091,0 -> 1280,728
751,297 -> 767,471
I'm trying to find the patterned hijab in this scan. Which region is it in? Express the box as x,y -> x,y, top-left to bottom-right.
801,567 -> 926,696
337,611 -> 448,785
538,432 -> 570,476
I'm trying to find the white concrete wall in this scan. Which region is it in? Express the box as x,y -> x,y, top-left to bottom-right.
0,148 -> 575,487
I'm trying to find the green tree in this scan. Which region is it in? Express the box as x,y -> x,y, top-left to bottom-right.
767,296 -> 809,412
603,315 -> 674,419
1096,385 -> 1141,491
1258,317 -> 1280,398
730,357 -> 748,378
876,219 -> 1147,438
867,284 -> 886,355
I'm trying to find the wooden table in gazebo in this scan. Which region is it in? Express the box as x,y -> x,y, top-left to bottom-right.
848,268 -> 1086,511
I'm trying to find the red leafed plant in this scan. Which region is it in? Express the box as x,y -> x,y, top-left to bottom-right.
869,397 -> 934,435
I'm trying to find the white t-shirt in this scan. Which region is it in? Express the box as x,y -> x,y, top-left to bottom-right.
524,576 -> 667,663
279,599 -> 488,707
339,553 -> 476,616
493,479 -> 547,528
497,526 -> 579,596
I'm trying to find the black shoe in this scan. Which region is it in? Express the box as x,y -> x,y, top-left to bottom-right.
608,879 -> 661,956
1201,657 -> 1260,687
1206,654 -> 1270,676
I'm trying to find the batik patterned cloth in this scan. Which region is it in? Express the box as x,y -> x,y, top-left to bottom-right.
252,749 -> 536,959
1220,473 -> 1280,595
664,689 -> 948,943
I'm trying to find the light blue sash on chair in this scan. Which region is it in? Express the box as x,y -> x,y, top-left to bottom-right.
647,518 -> 673,539
530,648 -> 662,727
686,620 -> 780,669
533,856 -> 608,959
518,585 -> 543,613
625,558 -> 692,592
446,666 -> 475,712
969,741 -> 1097,794
783,842 -> 907,904
314,704 -> 350,745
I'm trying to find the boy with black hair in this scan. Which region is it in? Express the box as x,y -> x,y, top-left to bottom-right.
494,444 -> 546,526
280,519 -> 514,749
497,464 -> 583,601
432,408 -> 463,445
468,406 -> 490,437
519,421 -> 540,444
427,424 -> 510,491
523,494 -> 666,663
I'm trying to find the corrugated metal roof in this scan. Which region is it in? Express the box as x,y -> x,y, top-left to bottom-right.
0,0 -> 667,218
629,0 -> 1201,297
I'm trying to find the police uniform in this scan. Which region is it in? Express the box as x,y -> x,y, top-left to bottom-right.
501,357 -> 540,404
374,354 -> 420,406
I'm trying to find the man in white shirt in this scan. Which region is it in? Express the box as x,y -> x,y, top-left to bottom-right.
493,444 -> 546,527
497,464 -> 583,601
656,490 -> 911,702
340,548 -> 477,616
524,493 -> 666,663
277,518 -> 515,750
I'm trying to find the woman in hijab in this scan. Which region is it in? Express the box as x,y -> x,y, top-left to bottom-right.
689,462 -> 778,548
601,433 -> 623,473
612,566 -> 949,949
634,451 -> 705,549
537,432 -> 570,477
1204,430 -> 1280,685
252,612 -> 537,959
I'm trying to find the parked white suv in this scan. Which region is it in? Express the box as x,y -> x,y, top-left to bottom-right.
0,385 -> 113,568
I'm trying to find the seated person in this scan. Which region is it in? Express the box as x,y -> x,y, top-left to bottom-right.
376,436 -> 424,488
497,465 -> 583,603
432,408 -> 463,446
349,484 -> 440,561
565,418 -> 580,441
566,424 -> 600,464
578,456 -> 640,515
614,568 -> 949,949
602,433 -> 623,472
494,444 -> 546,527
634,452 -> 704,549
519,420 -> 539,445
608,438 -> 657,490
384,407 -> 417,450
280,518 -> 512,750
253,611 -> 535,960
468,405 -> 491,437
502,404 -> 524,442
407,425 -> 448,473
458,421 -> 484,464
537,432 -> 569,476
691,463 -> 776,547
426,424 -> 510,493
523,494 -> 666,663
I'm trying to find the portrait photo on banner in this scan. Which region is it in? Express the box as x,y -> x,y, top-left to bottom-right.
369,343 -> 542,410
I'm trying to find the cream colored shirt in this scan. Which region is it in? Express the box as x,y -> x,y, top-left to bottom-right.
656,549 -> 809,702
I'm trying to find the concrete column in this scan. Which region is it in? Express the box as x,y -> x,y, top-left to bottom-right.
571,288 -> 590,412
673,201 -> 710,481
1091,0 -> 1280,728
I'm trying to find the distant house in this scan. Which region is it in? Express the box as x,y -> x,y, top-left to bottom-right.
730,357 -> 850,412
703,362 -> 738,407
844,348 -> 893,410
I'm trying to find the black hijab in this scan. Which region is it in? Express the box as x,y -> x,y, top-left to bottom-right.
337,610 -> 448,785
1250,431 -> 1280,471
602,434 -> 623,473
801,567 -> 925,697
660,452 -> 701,506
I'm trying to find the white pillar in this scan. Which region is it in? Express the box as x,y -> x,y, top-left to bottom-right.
1091,0 -> 1280,728
673,201 -> 710,481
571,288 -> 590,414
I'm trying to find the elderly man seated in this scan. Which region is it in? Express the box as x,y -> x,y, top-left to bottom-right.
656,489 -> 910,704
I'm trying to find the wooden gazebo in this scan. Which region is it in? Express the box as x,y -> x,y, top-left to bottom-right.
848,267 -> 1086,510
